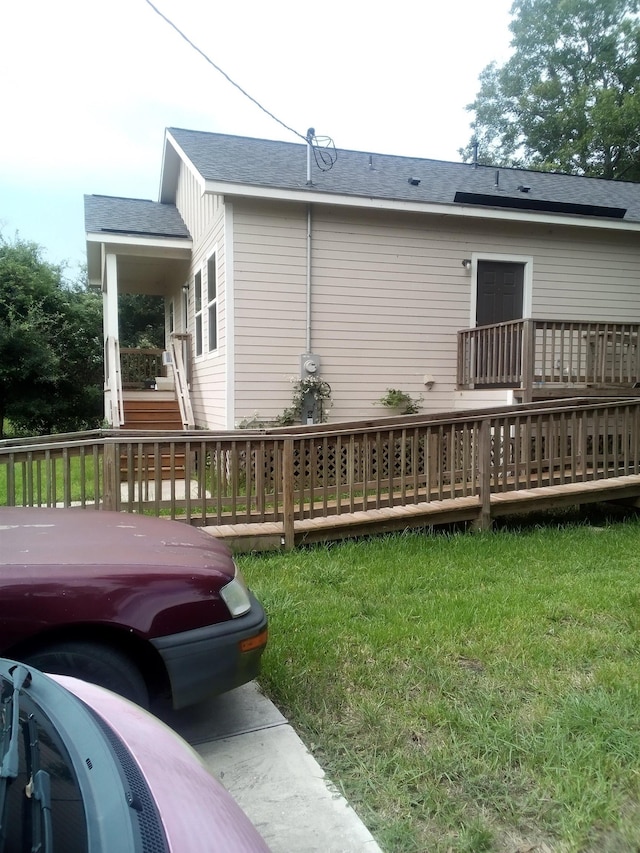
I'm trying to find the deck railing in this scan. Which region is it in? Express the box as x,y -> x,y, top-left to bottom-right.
120,348 -> 166,387
2,398 -> 640,547
458,319 -> 640,400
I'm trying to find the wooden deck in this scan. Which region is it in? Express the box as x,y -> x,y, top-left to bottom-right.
458,319 -> 640,402
204,473 -> 640,552
4,397 -> 640,553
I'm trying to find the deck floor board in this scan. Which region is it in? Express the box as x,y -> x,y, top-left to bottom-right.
201,474 -> 640,551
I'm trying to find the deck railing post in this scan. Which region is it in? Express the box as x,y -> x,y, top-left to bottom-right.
282,438 -> 295,549
457,331 -> 466,386
474,418 -> 492,531
521,319 -> 535,403
102,440 -> 119,512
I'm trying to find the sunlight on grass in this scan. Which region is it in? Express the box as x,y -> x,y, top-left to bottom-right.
240,511 -> 640,852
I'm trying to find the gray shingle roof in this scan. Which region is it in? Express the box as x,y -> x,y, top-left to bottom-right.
84,195 -> 191,239
168,127 -> 640,224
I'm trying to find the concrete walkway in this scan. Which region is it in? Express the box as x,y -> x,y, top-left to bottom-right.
162,682 -> 383,853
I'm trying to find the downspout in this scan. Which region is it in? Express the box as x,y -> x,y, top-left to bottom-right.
305,128 -> 314,353
306,204 -> 312,353
300,131 -> 321,424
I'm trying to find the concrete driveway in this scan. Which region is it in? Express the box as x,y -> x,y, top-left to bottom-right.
161,682 -> 383,853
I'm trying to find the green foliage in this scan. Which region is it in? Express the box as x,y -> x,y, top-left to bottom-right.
377,388 -> 423,414
463,0 -> 640,179
276,375 -> 332,425
118,294 -> 165,348
0,235 -> 103,436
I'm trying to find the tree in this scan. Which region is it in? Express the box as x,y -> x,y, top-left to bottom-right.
118,294 -> 165,348
0,236 -> 103,437
462,0 -> 640,179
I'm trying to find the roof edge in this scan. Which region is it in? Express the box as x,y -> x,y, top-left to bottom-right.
202,180 -> 640,234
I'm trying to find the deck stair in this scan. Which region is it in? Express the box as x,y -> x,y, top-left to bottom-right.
122,395 -> 183,430
120,394 -> 186,480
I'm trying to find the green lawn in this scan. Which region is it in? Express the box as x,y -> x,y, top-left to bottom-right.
0,455 -> 100,506
239,508 -> 640,853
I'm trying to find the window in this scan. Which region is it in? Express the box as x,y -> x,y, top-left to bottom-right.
207,253 -> 218,352
194,271 -> 203,356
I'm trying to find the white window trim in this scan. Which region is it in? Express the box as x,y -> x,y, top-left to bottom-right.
206,250 -> 219,354
194,269 -> 203,358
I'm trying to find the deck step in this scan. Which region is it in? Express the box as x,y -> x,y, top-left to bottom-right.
122,397 -> 183,431
121,397 -> 185,479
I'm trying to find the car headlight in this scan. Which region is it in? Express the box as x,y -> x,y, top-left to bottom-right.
220,566 -> 252,617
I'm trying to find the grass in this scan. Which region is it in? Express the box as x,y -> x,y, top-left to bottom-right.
0,455 -> 101,505
239,507 -> 640,853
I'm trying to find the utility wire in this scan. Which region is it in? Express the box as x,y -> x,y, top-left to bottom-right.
143,0 -> 308,144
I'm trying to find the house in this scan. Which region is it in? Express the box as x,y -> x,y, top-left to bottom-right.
85,128 -> 640,431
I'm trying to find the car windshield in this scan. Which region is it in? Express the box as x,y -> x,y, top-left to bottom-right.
0,666 -> 88,853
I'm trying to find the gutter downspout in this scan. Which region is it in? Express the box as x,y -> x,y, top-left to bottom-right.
305,128 -> 314,354
306,204 -> 312,353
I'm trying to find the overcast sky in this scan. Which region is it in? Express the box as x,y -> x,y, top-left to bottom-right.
0,0 -> 513,278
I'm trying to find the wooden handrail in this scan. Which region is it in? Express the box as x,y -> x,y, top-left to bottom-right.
458,319 -> 640,392
169,333 -> 194,429
3,398 -> 640,548
105,336 -> 124,426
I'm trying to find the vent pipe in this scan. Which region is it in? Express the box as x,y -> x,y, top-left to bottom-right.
306,127 -> 315,186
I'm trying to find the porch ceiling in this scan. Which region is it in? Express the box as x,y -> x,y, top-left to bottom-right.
86,238 -> 192,295
115,251 -> 191,295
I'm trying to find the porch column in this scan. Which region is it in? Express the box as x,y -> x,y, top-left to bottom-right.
102,251 -> 123,427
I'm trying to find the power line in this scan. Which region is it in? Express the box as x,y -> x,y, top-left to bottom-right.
142,0 -> 308,144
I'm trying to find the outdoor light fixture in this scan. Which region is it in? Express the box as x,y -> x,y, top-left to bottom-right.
182,284 -> 189,294
462,259 -> 472,270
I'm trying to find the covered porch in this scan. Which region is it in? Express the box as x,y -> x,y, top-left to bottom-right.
458,319 -> 640,403
85,194 -> 194,429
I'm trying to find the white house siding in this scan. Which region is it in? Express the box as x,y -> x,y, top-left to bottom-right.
174,166 -> 228,429
524,227 -> 639,320
453,390 -> 516,410
175,161 -> 220,243
232,200 -> 309,425
309,207 -> 473,420
230,201 -> 640,424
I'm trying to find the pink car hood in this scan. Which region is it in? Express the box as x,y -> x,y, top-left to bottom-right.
53,675 -> 271,853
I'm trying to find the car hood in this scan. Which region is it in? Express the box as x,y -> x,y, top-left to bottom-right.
0,507 -> 235,579
52,674 -> 271,852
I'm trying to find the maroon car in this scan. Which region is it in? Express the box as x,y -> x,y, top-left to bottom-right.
0,508 -> 268,709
